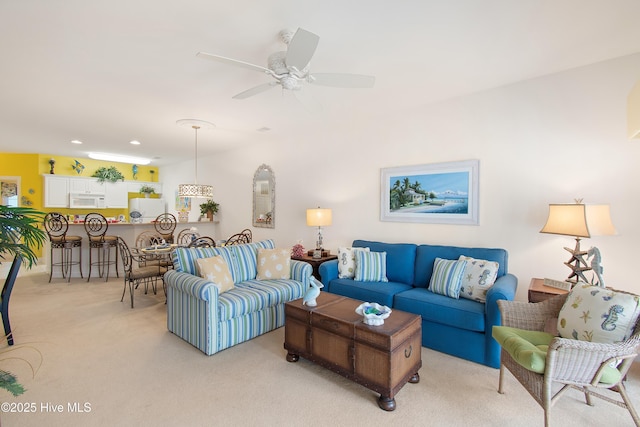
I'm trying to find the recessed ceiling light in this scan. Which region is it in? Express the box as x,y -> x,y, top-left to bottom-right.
88,152 -> 151,165
71,139 -> 83,144
129,140 -> 141,145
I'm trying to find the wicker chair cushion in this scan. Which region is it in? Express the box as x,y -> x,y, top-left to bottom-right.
493,326 -> 622,384
557,284 -> 640,343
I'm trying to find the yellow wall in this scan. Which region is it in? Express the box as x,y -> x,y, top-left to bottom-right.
1,153 -> 160,210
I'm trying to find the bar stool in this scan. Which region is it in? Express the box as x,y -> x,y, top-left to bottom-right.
84,212 -> 119,281
154,213 -> 177,243
43,213 -> 83,282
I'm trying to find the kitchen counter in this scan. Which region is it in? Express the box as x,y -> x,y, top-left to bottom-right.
46,220 -> 219,279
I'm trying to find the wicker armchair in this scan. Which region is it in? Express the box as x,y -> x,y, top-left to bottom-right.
494,294 -> 640,427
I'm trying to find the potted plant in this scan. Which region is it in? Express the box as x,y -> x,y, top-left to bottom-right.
139,185 -> 156,198
0,205 -> 47,396
199,200 -> 219,222
91,166 -> 125,183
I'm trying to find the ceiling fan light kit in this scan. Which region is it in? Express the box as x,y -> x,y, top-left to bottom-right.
196,27 -> 375,100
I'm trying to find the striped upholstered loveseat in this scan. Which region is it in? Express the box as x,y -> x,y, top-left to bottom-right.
165,239 -> 312,355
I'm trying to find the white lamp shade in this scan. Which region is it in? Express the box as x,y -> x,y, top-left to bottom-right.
306,208 -> 332,227
540,203 -> 616,238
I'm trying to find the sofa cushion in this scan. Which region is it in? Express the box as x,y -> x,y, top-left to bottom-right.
256,248 -> 291,280
218,278 -> 306,321
458,256 -> 499,303
353,240 -> 416,285
557,284 -> 640,343
329,278 -> 412,308
429,258 -> 467,299
354,251 -> 388,282
414,245 -> 508,288
196,256 -> 234,293
394,287 -> 486,332
337,246 -> 370,279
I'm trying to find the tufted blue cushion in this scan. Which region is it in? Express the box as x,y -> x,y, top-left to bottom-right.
329,278 -> 412,307
394,287 -> 486,332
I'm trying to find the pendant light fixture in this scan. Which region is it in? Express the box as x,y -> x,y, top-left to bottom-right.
176,119 -> 215,198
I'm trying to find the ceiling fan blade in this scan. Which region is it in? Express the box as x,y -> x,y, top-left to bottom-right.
232,82 -> 278,99
285,28 -> 319,71
310,73 -> 376,88
196,52 -> 271,75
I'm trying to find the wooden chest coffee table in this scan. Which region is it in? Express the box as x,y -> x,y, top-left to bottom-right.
284,292 -> 422,411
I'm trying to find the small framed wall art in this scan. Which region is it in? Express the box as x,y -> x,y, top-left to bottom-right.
380,159 -> 479,225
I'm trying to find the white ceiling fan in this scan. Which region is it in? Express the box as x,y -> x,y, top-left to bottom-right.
196,28 -> 375,100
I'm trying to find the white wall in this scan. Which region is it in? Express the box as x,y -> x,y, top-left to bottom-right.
161,53 -> 640,301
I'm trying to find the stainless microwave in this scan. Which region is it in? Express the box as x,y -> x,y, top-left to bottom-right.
69,193 -> 106,209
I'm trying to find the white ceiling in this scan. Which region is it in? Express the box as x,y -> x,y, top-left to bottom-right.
2,0 -> 640,166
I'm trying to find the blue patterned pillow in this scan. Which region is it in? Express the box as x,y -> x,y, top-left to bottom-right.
354,251 -> 388,282
429,258 -> 468,299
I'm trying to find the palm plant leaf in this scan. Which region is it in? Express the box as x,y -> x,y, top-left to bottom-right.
0,205 -> 47,268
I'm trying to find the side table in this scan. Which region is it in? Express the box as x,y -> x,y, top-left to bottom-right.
292,254 -> 338,280
528,278 -> 569,303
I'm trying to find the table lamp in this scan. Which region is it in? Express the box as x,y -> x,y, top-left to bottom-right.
540,201 -> 616,284
306,207 -> 332,257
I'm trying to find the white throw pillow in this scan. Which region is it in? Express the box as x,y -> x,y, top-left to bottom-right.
458,255 -> 499,303
557,284 -> 640,343
337,247 -> 370,279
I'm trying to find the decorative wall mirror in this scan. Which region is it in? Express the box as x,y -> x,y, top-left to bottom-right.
252,164 -> 275,228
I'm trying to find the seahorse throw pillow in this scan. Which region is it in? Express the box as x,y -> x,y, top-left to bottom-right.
337,247 -> 370,279
557,284 -> 640,344
457,256 -> 499,303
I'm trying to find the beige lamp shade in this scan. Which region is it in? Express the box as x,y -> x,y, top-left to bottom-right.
540,203 -> 617,238
306,208 -> 333,227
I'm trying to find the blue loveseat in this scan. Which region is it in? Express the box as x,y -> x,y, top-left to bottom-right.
318,240 -> 518,368
165,240 -> 312,355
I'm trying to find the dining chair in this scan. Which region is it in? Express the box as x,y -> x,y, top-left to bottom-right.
153,213 -> 177,244
43,212 -> 83,282
83,212 -> 118,281
493,291 -> 640,427
116,237 -> 167,308
224,228 -> 252,246
188,236 -> 216,248
134,230 -> 172,269
176,229 -> 200,246
1,257 -> 21,345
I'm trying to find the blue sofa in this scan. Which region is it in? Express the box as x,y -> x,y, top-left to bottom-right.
318,240 -> 517,368
165,240 -> 312,355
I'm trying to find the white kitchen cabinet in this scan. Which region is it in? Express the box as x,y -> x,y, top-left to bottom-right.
43,175 -> 69,207
69,177 -> 105,194
104,181 -> 128,208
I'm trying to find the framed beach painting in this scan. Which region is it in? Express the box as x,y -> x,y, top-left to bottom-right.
380,160 -> 479,225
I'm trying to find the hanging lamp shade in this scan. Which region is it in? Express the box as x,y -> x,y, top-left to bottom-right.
176,119 -> 215,198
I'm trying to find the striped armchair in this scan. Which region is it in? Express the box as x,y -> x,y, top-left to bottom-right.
165,239 -> 312,355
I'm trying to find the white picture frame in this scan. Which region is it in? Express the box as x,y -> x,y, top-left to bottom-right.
380,160 -> 479,225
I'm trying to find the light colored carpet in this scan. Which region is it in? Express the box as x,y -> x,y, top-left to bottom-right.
1,273 -> 639,427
